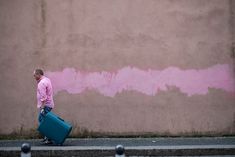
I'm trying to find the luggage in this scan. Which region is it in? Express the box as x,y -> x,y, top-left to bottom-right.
38,111 -> 72,145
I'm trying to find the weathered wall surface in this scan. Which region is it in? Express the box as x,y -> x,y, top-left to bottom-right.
0,0 -> 235,136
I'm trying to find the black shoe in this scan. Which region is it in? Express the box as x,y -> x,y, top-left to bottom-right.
40,137 -> 47,143
44,139 -> 53,145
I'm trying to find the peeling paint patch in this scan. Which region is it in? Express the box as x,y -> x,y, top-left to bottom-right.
46,64 -> 235,97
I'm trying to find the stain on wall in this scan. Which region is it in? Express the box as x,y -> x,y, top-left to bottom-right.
47,64 -> 235,97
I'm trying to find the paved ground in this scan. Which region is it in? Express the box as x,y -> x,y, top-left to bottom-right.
1,137 -> 235,157
0,136 -> 235,147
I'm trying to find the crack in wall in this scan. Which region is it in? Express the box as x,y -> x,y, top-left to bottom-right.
40,0 -> 46,48
230,0 -> 235,58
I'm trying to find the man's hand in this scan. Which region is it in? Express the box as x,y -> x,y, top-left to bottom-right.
40,101 -> 45,109
40,108 -> 45,114
40,103 -> 45,114
40,101 -> 46,114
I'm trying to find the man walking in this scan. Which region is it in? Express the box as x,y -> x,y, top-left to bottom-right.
33,69 -> 54,144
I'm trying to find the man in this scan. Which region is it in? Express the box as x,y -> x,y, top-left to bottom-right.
33,69 -> 54,144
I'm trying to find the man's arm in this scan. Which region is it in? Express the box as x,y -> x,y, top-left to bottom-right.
38,82 -> 47,109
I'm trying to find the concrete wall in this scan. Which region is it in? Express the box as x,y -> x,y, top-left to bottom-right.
0,0 -> 235,136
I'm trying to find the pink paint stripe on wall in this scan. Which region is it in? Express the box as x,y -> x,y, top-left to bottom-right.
46,64 -> 235,97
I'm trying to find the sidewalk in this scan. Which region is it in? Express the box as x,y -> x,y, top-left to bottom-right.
1,137 -> 235,156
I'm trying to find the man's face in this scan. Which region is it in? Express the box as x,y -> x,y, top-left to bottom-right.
33,71 -> 41,81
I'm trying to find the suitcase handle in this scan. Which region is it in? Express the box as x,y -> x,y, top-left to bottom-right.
57,116 -> 65,121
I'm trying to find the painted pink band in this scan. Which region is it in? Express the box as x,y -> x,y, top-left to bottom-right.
46,64 -> 235,97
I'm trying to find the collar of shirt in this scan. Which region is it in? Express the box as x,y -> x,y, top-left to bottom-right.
37,76 -> 45,83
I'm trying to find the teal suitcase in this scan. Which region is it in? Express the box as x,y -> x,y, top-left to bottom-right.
38,111 -> 72,145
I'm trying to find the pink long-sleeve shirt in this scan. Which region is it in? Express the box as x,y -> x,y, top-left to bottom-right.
37,76 -> 54,109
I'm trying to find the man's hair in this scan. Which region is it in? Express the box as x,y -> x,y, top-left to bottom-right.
35,69 -> 44,75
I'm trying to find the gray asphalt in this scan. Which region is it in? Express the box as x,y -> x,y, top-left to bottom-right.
0,137 -> 234,147
1,137 -> 235,157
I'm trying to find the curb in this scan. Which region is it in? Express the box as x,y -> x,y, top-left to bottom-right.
1,145 -> 235,157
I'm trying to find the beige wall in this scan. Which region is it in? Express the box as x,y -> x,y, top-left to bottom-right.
0,0 -> 235,136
